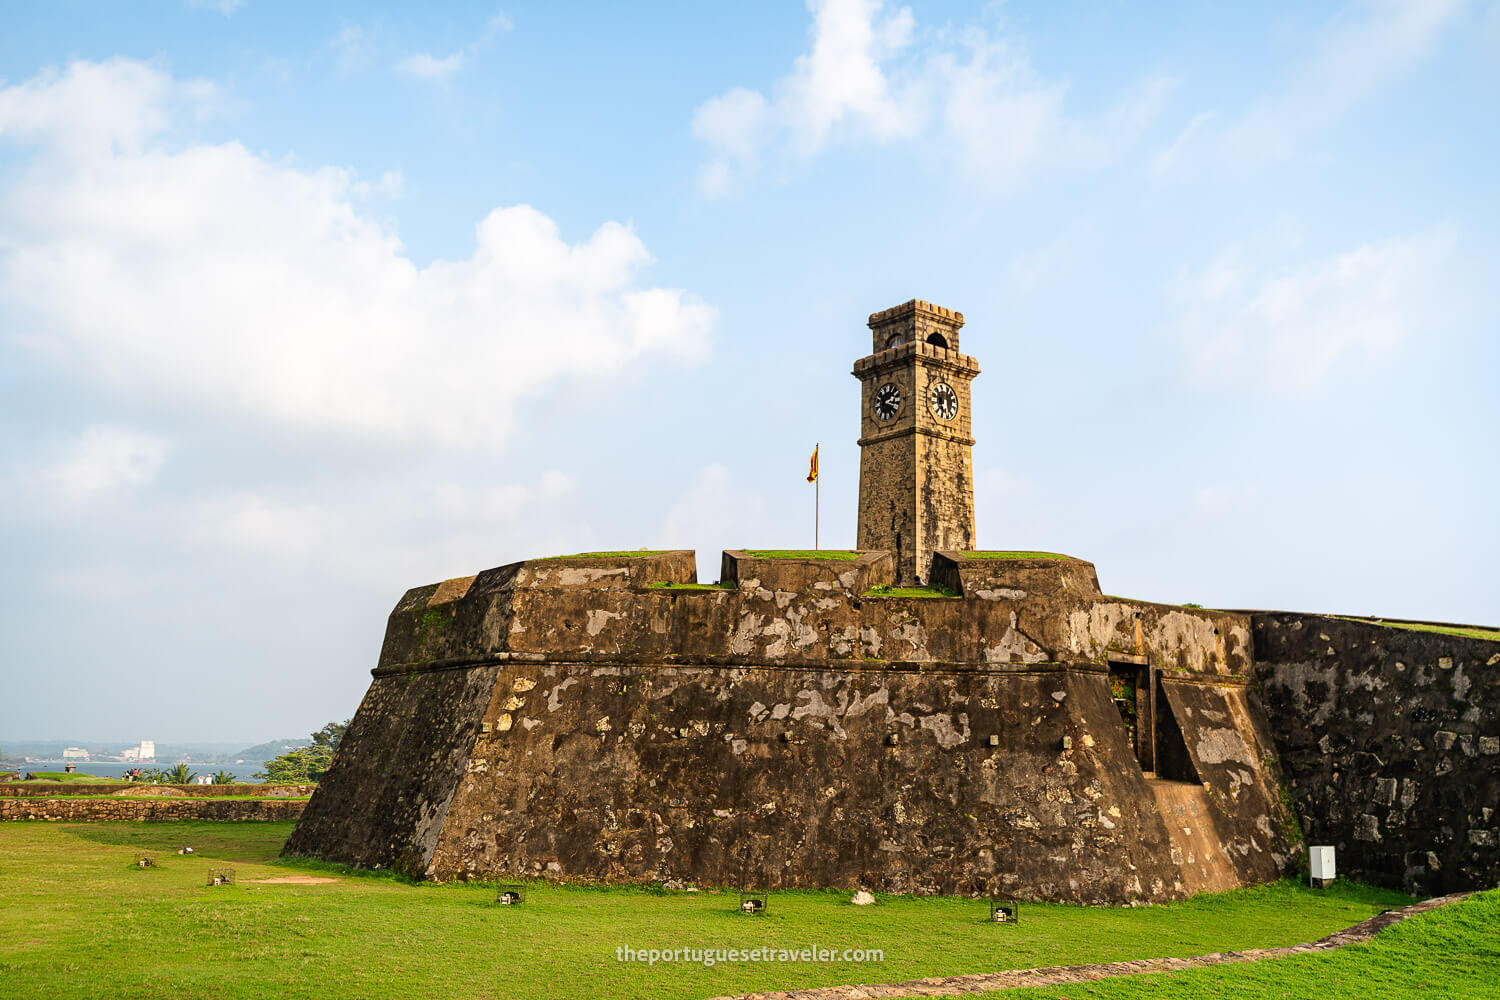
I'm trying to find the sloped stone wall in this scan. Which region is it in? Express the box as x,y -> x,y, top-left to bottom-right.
424,657 -> 1293,903
284,552 -> 1296,900
1253,613 -> 1500,894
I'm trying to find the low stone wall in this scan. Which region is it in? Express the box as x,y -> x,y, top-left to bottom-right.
1,784 -> 314,798
0,798 -> 305,822
1253,612 -> 1500,894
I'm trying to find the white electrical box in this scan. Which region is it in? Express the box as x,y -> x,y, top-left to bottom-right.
1309,845 -> 1336,887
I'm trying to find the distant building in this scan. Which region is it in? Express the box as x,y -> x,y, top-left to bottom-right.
60,747 -> 88,760
122,740 -> 155,761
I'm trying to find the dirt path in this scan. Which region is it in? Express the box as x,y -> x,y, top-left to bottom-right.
708,893 -> 1470,1000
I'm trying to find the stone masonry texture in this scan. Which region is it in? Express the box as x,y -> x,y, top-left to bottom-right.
856,301 -> 979,584
1253,612 -> 1500,894
0,798 -> 305,822
284,550 -> 1302,903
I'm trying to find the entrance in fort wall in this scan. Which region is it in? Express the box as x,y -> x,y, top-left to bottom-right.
1106,654 -> 1198,783
1107,655 -> 1154,774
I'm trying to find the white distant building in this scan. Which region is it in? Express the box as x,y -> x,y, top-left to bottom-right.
61,747 -> 89,760
139,740 -> 155,760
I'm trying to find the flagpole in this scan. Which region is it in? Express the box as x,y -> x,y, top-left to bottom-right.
814,443 -> 820,551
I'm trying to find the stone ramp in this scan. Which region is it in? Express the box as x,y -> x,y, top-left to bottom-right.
1148,779 -> 1240,895
707,893 -> 1469,1000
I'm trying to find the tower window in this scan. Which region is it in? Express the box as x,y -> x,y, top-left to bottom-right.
884,334 -> 906,349
926,333 -> 949,349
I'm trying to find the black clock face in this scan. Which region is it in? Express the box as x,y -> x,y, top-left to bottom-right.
929,381 -> 959,420
873,382 -> 902,421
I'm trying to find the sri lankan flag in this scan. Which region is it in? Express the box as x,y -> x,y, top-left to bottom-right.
807,444 -> 819,483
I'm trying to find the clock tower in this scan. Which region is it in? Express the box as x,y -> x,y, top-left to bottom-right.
853,300 -> 980,584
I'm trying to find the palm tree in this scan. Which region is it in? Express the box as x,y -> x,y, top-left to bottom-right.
164,763 -> 198,785
211,770 -> 236,785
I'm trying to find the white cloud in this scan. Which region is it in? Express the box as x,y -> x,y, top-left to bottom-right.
190,470 -> 579,586
0,60 -> 715,450
34,425 -> 169,501
395,52 -> 464,81
1156,0 -> 1464,170
692,1 -> 1167,195
1168,226 -> 1458,388
394,9 -> 514,83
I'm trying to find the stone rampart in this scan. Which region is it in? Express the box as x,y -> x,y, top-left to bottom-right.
0,798 -> 306,821
1252,612 -> 1500,894
1,784 -> 314,798
285,551 -> 1297,901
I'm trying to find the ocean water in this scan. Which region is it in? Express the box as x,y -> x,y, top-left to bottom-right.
13,761 -> 259,783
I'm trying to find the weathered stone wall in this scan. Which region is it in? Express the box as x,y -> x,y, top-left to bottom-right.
286,552 -> 1298,900
281,658 -> 500,874
0,784 -> 313,798
1252,612 -> 1500,894
0,798 -> 305,821
420,655 -> 1292,903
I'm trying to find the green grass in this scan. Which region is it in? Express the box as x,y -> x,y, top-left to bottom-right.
961,551 -> 1070,561
543,551 -> 672,560
985,888 -> 1500,999
1338,616 -> 1500,644
0,821 -> 1443,1000
864,584 -> 959,599
17,772 -> 125,783
646,582 -> 734,591
741,550 -> 861,560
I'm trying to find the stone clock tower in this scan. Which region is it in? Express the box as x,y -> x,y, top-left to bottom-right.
853,300 -> 981,584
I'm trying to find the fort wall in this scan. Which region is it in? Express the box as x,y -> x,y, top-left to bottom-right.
1252,612 -> 1500,894
285,552 -> 1299,901
0,798 -> 305,822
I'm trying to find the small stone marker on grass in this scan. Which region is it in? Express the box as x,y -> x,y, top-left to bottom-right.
739,890 -> 768,915
990,899 -> 1020,924
496,884 -> 524,906
206,868 -> 236,887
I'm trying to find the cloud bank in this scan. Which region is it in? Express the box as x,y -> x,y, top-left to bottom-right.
0,59 -> 714,450
692,0 -> 1171,195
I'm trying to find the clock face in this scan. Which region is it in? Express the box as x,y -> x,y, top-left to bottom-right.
873,382 -> 902,421
929,381 -> 959,420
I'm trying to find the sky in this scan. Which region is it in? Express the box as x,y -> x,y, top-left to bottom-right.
1,0 -> 1496,744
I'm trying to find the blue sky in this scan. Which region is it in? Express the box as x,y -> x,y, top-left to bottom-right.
2,0 -> 1496,743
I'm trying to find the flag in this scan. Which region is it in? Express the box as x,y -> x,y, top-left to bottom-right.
806,444 -> 819,483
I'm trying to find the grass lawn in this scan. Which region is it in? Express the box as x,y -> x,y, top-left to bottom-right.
988,888 -> 1500,999
962,551 -> 1070,561
741,550 -> 861,560
864,585 -> 960,599
544,551 -> 672,560
1338,616 -> 1500,644
0,822 -> 1459,1000
15,772 -> 126,783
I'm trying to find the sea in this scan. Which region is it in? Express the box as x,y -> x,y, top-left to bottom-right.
15,761 -> 260,782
